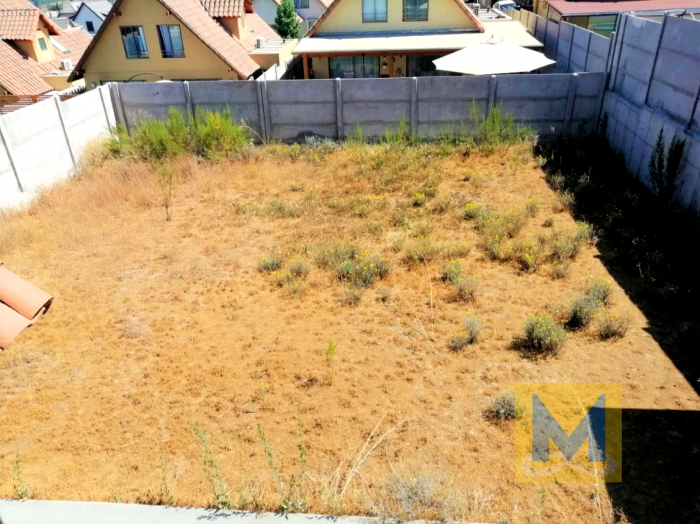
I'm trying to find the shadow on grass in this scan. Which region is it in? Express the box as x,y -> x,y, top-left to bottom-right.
537,129 -> 700,523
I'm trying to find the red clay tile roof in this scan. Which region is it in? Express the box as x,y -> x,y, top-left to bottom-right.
0,0 -> 62,40
0,27 -> 92,95
306,0 -> 484,36
71,0 -> 282,81
199,0 -> 245,17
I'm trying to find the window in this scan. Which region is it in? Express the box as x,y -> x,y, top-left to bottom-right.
86,21 -> 95,33
120,26 -> 148,59
363,0 -> 387,22
157,25 -> 185,58
407,55 -> 451,77
38,38 -> 47,51
295,0 -> 310,8
50,36 -> 69,53
403,0 -> 428,21
329,56 -> 379,79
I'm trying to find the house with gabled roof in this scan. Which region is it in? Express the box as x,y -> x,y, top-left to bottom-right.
68,0 -> 296,88
292,0 -> 541,78
72,1 -> 115,35
0,0 -> 92,96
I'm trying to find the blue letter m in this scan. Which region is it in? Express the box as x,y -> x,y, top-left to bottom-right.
532,394 -> 606,462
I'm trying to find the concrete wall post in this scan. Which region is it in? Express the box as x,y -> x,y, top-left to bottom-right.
262,79 -> 273,139
563,73 -> 578,134
98,86 -> 112,132
335,78 -> 343,139
643,14 -> 668,106
554,20 -> 562,65
566,26 -> 575,73
609,14 -> 628,92
688,83 -> 700,130
256,80 -> 268,141
54,95 -> 76,167
487,75 -> 498,117
605,30 -> 616,74
410,77 -> 418,134
0,116 -> 24,192
583,31 -> 592,72
183,81 -> 195,117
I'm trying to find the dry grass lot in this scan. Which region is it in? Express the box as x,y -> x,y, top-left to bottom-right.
1,137 -> 698,523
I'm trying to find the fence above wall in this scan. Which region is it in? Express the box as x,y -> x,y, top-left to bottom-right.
506,7 -> 613,74
112,72 -> 607,142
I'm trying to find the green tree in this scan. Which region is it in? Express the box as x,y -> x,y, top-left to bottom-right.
274,0 -> 301,39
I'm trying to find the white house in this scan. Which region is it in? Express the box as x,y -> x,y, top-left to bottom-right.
253,0 -> 330,34
71,1 -> 114,35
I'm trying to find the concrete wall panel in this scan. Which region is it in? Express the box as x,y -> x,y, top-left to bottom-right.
62,88 -> 112,157
1,98 -> 74,192
119,82 -> 187,131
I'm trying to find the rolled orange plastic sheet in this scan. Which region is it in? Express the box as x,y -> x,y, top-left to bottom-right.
0,302 -> 33,351
0,267 -> 53,320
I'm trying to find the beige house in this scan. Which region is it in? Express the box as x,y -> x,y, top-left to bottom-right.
293,0 -> 541,78
69,0 -> 296,87
0,0 -> 91,96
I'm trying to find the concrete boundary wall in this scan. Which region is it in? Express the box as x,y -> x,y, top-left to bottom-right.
115,72 -> 606,141
0,86 -> 116,209
507,8 -> 612,74
508,9 -> 700,209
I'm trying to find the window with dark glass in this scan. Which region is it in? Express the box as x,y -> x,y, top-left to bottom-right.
38,38 -> 47,51
407,55 -> 452,77
403,0 -> 428,21
363,0 -> 387,22
329,56 -> 379,79
86,21 -> 95,33
295,0 -> 310,8
120,26 -> 148,59
157,25 -> 185,58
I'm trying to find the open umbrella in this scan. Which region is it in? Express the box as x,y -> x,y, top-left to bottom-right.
433,37 -> 554,75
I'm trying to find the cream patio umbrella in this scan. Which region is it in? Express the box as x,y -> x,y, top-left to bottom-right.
432,37 -> 554,75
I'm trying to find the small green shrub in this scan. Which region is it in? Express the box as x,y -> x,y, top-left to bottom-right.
567,293 -> 600,329
343,287 -> 363,306
429,197 -> 450,214
554,190 -> 575,212
405,237 -> 443,263
463,202 -> 487,221
191,107 -> 249,161
132,119 -> 182,160
511,239 -> 543,272
551,261 -> 570,279
454,274 -> 480,301
317,243 -> 389,288
444,241 -> 473,258
265,199 -> 301,218
441,260 -> 463,284
259,252 -> 285,272
586,277 -> 613,305
287,258 -> 310,279
485,392 -> 523,422
410,192 -> 427,207
522,312 -> 567,354
552,232 -> 582,261
411,219 -> 434,238
596,308 -> 630,340
524,197 -> 540,217
448,316 -> 481,350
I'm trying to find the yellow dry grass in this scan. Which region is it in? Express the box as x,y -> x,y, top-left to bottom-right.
1,141 -> 698,523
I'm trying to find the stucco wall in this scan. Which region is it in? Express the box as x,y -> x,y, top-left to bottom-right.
82,0 -> 238,87
254,0 -> 279,26
73,6 -> 104,34
315,0 -> 477,34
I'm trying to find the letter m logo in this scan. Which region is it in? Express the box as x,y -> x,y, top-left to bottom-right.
532,394 -> 606,462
